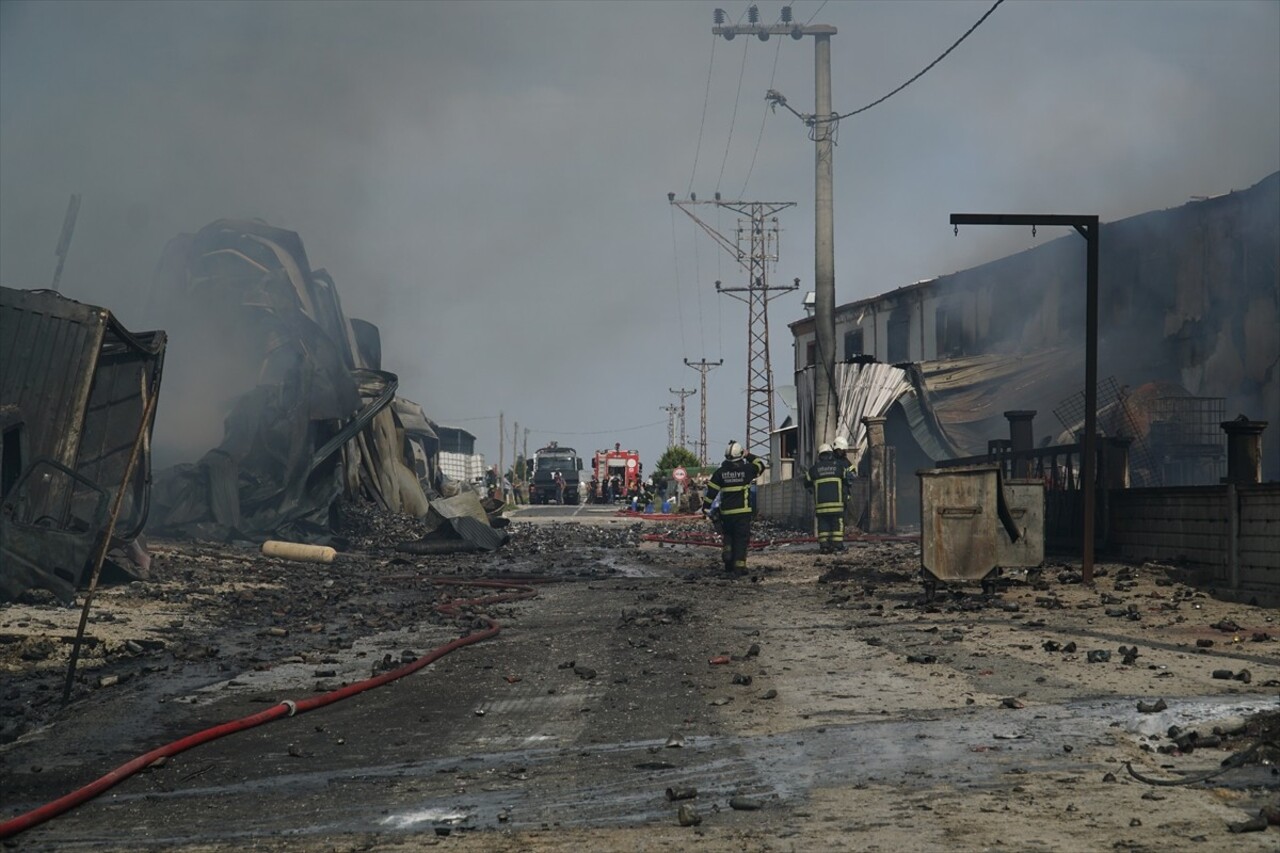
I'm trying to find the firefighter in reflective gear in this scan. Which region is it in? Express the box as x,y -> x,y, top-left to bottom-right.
703,440 -> 767,575
805,443 -> 854,553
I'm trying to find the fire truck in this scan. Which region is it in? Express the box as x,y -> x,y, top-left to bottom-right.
591,444 -> 642,503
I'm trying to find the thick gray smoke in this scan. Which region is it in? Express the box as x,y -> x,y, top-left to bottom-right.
2,1 -> 1277,467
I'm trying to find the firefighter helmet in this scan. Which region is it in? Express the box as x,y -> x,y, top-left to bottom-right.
833,436 -> 849,451
725,440 -> 745,460
818,443 -> 833,455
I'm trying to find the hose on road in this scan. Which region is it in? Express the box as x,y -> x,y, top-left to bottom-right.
640,531 -> 919,549
0,576 -> 538,839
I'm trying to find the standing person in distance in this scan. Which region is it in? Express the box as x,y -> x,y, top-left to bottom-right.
703,440 -> 767,577
805,442 -> 855,553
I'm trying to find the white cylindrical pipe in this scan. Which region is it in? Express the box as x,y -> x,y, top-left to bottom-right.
261,541 -> 336,564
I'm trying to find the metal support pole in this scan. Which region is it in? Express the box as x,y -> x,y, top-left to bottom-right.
63,382 -> 159,703
951,213 -> 1100,583
50,193 -> 81,292
1081,221 -> 1098,584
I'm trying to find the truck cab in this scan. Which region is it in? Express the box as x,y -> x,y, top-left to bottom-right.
529,442 -> 582,505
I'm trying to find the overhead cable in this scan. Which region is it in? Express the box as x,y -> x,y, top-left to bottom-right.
687,35 -> 718,196
832,0 -> 1006,122
670,206 -> 689,354
715,34 -> 750,194
805,0 -> 829,26
739,34 -> 784,198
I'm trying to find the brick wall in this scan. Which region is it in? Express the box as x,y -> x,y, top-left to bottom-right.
756,478 -> 812,530
1109,483 -> 1279,600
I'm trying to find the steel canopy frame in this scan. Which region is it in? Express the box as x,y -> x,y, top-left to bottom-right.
949,213 -> 1099,584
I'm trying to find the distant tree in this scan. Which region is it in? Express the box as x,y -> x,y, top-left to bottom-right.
505,455 -> 529,484
655,446 -> 699,475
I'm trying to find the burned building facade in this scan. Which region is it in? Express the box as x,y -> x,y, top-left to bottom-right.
790,172 -> 1279,506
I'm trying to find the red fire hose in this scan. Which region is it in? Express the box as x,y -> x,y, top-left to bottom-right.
640,531 -> 920,548
0,577 -> 538,839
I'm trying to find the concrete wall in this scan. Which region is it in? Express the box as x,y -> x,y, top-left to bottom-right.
1109,483 -> 1280,602
756,478 -> 812,531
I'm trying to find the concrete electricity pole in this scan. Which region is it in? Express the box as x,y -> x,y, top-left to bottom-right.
670,387 -> 696,450
714,7 -> 839,454
685,357 -> 723,465
660,403 -> 679,449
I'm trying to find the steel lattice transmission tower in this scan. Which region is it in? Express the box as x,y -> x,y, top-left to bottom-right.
684,357 -> 722,465
669,387 -> 696,450
669,195 -> 797,458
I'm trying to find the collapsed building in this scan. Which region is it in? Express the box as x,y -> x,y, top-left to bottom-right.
146,219 -> 503,548
771,172 -> 1279,599
0,220 -> 504,602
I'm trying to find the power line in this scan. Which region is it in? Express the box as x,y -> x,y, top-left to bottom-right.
687,35 -> 718,196
692,217 -> 705,351
526,419 -> 667,438
739,35 -> 783,198
715,34 -> 750,194
834,0 -> 1006,121
669,205 -> 689,353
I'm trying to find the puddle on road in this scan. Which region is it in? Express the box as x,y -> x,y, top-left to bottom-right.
594,553 -> 664,578
87,693 -> 1275,841
372,694 -> 1279,833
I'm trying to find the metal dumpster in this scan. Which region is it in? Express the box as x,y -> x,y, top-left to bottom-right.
918,464 -> 1044,598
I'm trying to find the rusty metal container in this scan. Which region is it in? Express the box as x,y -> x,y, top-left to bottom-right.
918,464 -> 1044,598
999,478 -> 1045,569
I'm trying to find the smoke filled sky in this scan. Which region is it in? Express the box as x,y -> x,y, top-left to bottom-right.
2,0 -> 1277,468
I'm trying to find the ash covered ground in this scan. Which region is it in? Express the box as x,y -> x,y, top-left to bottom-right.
2,506 -> 1277,850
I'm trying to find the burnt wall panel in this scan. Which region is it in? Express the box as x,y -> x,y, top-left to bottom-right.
0,289 -> 105,518
1109,487 -> 1231,566
1239,486 -> 1280,581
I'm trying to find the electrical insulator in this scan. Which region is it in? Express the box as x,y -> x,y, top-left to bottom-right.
748,5 -> 759,24
713,8 -> 725,24
781,6 -> 792,23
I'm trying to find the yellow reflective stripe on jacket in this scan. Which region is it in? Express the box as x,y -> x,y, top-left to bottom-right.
718,485 -> 752,516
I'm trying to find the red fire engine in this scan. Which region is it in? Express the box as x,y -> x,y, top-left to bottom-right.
591,443 -> 641,503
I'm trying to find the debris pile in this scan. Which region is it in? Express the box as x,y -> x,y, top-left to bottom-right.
145,219 -> 500,552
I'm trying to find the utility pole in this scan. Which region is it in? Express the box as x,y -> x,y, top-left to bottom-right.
522,428 -> 529,479
714,7 -> 839,457
670,195 -> 797,458
498,411 -> 504,493
670,387 -> 696,450
685,357 -> 723,465
50,193 -> 81,292
660,404 -> 679,449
